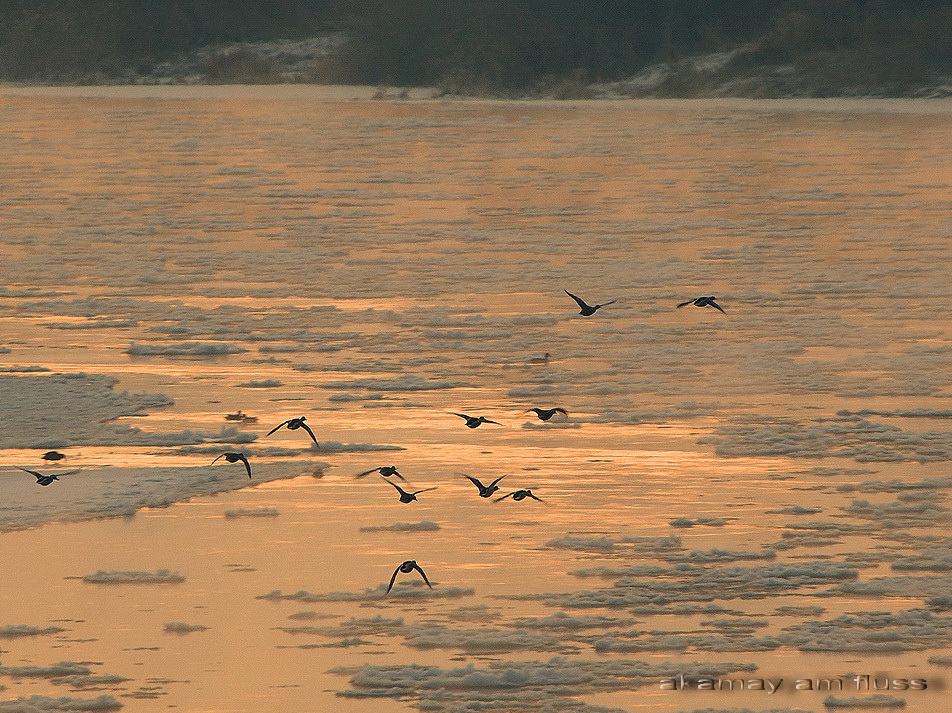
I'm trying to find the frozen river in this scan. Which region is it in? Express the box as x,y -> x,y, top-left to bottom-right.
0,86 -> 950,713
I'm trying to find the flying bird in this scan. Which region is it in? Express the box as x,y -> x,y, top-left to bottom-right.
451,413 -> 502,428
463,474 -> 507,498
356,465 -> 405,481
527,407 -> 567,421
266,416 -> 318,445
41,450 -> 67,463
16,466 -> 79,486
386,479 -> 437,503
677,296 -> 725,313
495,489 -> 545,503
564,289 -> 615,316
211,452 -> 252,478
386,560 -> 432,594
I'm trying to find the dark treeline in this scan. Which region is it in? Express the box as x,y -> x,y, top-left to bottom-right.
0,0 -> 949,90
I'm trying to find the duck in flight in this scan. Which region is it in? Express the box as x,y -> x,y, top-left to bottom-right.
41,450 -> 67,463
527,407 -> 567,421
387,479 -> 437,503
464,474 -> 507,498
266,416 -> 318,445
211,452 -> 252,478
17,466 -> 79,486
451,413 -> 502,429
356,465 -> 405,480
677,296 -> 725,313
495,488 -> 545,503
564,289 -> 615,316
386,560 -> 433,594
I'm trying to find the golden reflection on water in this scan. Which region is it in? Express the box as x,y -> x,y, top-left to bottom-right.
0,88 -> 950,712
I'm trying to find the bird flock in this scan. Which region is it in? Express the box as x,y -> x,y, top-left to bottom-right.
11,291 -> 724,596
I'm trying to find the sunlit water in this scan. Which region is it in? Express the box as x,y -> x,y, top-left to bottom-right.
0,86 -> 950,713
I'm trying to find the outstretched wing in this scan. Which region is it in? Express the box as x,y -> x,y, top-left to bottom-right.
54,470 -> 81,477
386,479 -> 407,495
412,487 -> 438,496
488,475 -> 507,488
412,563 -> 433,588
266,420 -> 290,436
483,419 -> 502,426
237,454 -> 252,478
391,470 -> 407,482
464,475 -> 484,490
210,455 -> 225,465
386,565 -> 401,594
554,408 -> 568,415
564,289 -> 590,310
599,300 -> 617,307
710,301 -> 726,313
527,492 -> 546,502
355,468 -> 379,478
299,422 -> 319,445
676,300 -> 693,308
494,492 -> 515,502
16,466 -> 42,478
450,412 -> 471,420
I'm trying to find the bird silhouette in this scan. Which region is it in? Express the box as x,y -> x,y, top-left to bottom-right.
386,560 -> 432,594
495,489 -> 545,503
527,407 -> 567,421
356,465 -> 405,480
463,474 -> 507,498
387,479 -> 436,503
564,289 -> 615,316
677,296 -> 725,313
17,466 -> 79,486
451,413 -> 502,428
266,416 -> 318,445
41,450 -> 66,463
211,452 -> 252,478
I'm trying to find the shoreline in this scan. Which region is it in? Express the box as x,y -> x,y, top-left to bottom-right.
1,83 -> 951,114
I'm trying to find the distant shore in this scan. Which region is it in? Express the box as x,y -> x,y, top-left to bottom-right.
2,84 -> 951,113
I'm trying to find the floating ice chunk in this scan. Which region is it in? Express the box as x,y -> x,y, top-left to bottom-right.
257,584 -> 474,602
223,508 -> 280,519
317,441 -> 405,453
0,625 -> 65,638
163,622 -> 209,634
235,379 -> 283,388
0,694 -> 122,711
126,341 -> 247,355
669,517 -> 730,528
359,521 -> 440,532
78,570 -> 185,584
823,694 -> 906,708
321,375 -> 463,391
